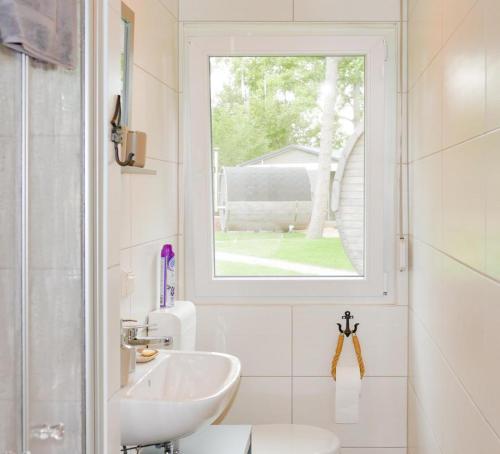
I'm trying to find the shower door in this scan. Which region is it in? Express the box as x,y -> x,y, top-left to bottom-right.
0,6 -> 87,453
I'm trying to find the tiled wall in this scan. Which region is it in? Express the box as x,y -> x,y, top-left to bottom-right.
107,0 -> 180,451
181,1 -> 408,452
197,305 -> 408,452
408,0 -> 500,452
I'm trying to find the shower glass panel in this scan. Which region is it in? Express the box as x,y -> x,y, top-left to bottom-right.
0,6 -> 86,453
0,46 -> 23,454
27,53 -> 85,451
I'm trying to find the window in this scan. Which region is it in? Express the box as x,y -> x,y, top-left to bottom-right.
185,26 -> 398,302
210,55 -> 365,278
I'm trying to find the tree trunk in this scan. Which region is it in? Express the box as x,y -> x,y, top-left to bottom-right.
307,57 -> 339,239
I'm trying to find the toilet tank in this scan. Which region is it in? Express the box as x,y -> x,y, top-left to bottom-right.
148,301 -> 196,351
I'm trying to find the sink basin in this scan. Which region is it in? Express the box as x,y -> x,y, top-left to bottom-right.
117,350 -> 241,446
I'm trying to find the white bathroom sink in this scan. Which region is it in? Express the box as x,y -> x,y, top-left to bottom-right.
117,350 -> 241,446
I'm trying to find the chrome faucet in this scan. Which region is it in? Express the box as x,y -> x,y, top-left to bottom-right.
120,319 -> 173,386
121,319 -> 173,348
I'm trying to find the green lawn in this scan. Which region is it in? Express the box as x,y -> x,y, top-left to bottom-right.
216,261 -> 302,276
215,231 -> 355,276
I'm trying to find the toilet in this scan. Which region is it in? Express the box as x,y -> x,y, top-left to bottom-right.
148,303 -> 341,454
252,424 -> 341,454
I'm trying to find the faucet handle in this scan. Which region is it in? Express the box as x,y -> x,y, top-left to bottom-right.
120,319 -> 158,341
120,319 -> 157,329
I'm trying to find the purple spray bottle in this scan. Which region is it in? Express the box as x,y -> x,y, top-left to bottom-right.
160,244 -> 175,308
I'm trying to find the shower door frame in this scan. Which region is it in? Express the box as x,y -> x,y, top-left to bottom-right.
84,0 -> 107,452
11,0 -> 106,451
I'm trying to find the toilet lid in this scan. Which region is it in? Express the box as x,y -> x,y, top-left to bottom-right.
252,424 -> 341,454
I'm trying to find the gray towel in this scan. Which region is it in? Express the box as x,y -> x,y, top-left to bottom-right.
0,0 -> 77,69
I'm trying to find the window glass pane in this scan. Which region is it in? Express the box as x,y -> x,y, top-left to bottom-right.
210,56 -> 365,277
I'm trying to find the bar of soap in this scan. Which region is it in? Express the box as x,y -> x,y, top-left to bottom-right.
141,349 -> 157,357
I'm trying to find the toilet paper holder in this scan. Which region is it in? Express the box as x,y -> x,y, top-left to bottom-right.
336,311 -> 359,338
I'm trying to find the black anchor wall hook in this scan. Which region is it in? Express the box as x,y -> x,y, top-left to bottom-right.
337,311 -> 359,337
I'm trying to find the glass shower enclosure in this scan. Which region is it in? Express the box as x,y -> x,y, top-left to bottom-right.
0,9 -> 88,453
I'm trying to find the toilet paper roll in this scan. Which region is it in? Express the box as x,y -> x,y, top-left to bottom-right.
335,365 -> 362,424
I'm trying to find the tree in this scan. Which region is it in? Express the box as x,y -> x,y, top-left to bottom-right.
211,56 -> 364,167
307,57 -> 339,239
211,56 -> 326,166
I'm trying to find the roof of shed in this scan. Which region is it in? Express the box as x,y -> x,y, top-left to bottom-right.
239,144 -> 341,167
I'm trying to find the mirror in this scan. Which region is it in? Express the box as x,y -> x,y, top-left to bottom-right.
121,2 -> 134,126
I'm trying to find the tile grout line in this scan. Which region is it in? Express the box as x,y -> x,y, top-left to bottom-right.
407,380 -> 444,454
407,126 -> 500,165
410,236 -> 500,286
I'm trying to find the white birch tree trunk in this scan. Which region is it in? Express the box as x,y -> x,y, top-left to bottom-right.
307,57 -> 339,239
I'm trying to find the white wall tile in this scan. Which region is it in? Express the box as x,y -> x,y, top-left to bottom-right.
438,255 -> 500,436
108,162 -> 122,267
130,159 -> 178,246
485,130 -> 500,279
442,0 -> 478,43
293,306 -> 407,377
409,154 -> 442,247
120,248 -> 132,319
408,385 -> 442,454
180,0 -> 293,21
409,1 -> 500,453
408,0 -> 442,87
442,2 -> 485,149
409,312 -> 500,454
159,0 -> 179,19
108,266 -> 122,398
219,377 -> 292,425
120,173 -> 132,249
409,239 -> 443,332
411,238 -> 500,440
293,377 -> 407,448
409,55 -> 442,161
124,0 -> 178,89
408,0 -> 418,19
442,137 -> 486,271
294,0 -> 400,22
131,68 -> 178,163
108,0 -> 121,15
196,305 -> 292,376
485,0 -> 500,131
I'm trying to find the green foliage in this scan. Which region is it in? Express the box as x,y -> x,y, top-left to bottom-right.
210,56 -> 364,166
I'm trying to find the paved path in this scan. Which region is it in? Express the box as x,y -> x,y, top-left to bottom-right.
215,252 -> 357,276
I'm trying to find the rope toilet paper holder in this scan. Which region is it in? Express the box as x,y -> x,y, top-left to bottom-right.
331,311 -> 366,381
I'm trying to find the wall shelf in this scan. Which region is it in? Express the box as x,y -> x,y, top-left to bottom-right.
121,167 -> 157,175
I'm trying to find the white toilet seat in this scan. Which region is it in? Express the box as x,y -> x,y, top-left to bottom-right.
251,424 -> 341,454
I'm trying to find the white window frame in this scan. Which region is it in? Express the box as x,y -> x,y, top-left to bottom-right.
183,24 -> 398,304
